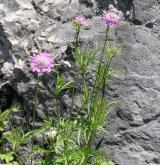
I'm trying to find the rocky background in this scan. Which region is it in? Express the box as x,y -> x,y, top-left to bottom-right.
0,0 -> 160,165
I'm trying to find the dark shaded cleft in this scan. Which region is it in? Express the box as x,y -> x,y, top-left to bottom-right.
79,0 -> 93,8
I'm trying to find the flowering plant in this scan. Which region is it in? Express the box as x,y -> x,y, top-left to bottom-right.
0,11 -> 123,165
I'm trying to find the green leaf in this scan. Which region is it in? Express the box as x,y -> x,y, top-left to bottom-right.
3,128 -> 45,149
75,47 -> 98,74
0,152 -> 14,163
0,106 -> 21,131
56,73 -> 74,96
43,117 -> 55,128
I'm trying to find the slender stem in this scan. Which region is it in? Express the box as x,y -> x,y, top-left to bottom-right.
87,98 -> 104,148
75,25 -> 80,48
13,146 -> 23,165
56,95 -> 61,124
99,25 -> 109,62
87,26 -> 110,150
71,25 -> 80,116
33,76 -> 40,130
87,131 -> 94,148
79,73 -> 87,113
31,76 -> 40,165
70,63 -> 76,117
92,25 -> 109,100
102,56 -> 113,98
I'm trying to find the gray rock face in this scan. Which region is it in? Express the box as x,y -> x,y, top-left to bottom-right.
0,0 -> 160,165
133,0 -> 160,25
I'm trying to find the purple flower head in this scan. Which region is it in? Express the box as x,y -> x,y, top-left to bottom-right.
29,52 -> 54,75
102,11 -> 121,27
74,16 -> 86,27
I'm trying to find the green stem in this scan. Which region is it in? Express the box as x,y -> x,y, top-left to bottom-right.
99,25 -> 109,62
87,101 -> 103,147
56,95 -> 61,124
102,56 -> 113,98
79,73 -> 87,113
87,131 -> 95,148
13,145 -> 23,165
92,25 -> 109,100
70,25 -> 80,117
31,76 -> 40,165
75,25 -> 80,47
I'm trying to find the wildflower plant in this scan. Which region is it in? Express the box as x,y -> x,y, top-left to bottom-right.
73,16 -> 86,47
0,11 -> 123,165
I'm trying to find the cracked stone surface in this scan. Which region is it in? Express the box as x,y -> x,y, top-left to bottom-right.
0,0 -> 160,165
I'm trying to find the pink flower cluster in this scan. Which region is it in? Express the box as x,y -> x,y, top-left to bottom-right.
29,13 -> 121,75
29,52 -> 54,75
102,11 -> 121,27
74,16 -> 86,27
